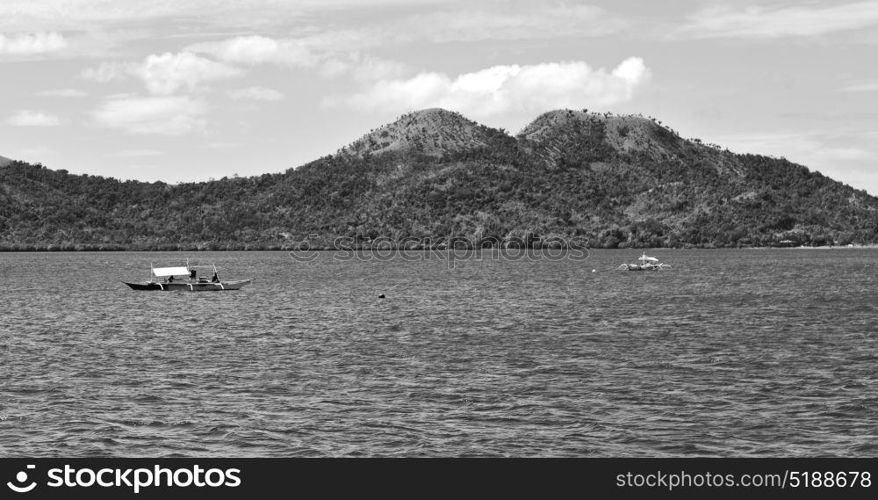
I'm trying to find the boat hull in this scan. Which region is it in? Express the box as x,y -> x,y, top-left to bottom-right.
123,279 -> 252,291
616,264 -> 669,271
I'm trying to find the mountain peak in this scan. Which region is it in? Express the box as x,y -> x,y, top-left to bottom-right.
404,107 -> 464,119
520,109 -> 669,141
0,154 -> 12,167
517,108 -> 686,163
341,108 -> 506,158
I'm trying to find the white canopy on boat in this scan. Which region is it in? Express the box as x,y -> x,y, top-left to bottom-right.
639,255 -> 659,262
152,266 -> 190,277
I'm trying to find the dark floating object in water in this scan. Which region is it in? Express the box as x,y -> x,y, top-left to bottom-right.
378,294 -> 386,298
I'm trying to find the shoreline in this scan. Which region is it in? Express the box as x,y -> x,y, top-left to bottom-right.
2,245 -> 878,252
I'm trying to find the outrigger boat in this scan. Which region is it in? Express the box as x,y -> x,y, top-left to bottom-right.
617,253 -> 671,271
123,262 -> 252,291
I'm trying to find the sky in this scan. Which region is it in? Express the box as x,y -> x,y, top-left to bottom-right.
1,0 -> 877,194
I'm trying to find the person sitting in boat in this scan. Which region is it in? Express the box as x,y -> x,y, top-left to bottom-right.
211,272 -> 219,283
167,275 -> 174,283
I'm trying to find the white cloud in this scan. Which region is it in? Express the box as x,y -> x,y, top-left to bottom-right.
678,2 -> 878,39
187,36 -> 317,67
295,2 -> 624,52
0,32 -> 66,55
227,86 -> 285,101
328,57 -> 650,119
0,3 -> 624,58
82,52 -> 243,95
7,110 -> 61,126
402,3 -> 622,43
351,55 -> 410,81
0,1 -> 433,31
37,88 -> 88,97
92,95 -> 206,135
320,53 -> 411,81
133,52 -> 243,95
81,61 -> 129,83
839,82 -> 878,92
188,35 -> 412,84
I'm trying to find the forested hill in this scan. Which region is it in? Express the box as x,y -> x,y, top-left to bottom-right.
2,108 -> 878,251
0,155 -> 12,167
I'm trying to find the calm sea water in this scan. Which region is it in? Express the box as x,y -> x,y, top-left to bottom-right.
0,249 -> 876,457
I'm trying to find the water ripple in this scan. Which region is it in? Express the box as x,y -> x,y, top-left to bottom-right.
0,249 -> 876,456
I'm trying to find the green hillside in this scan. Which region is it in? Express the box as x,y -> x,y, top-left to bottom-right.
1,109 -> 877,250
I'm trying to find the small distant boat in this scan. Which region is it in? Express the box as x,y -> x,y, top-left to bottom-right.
123,262 -> 252,291
617,253 -> 671,271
